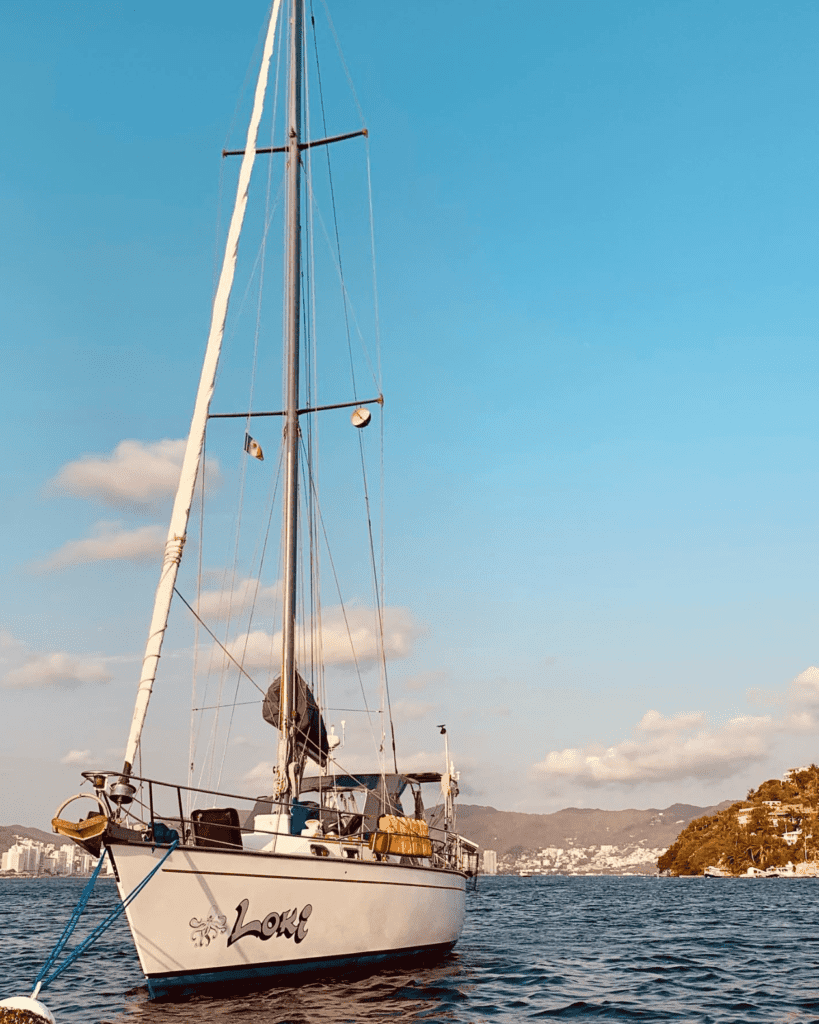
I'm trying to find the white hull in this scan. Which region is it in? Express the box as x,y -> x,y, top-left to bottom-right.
109,841 -> 466,995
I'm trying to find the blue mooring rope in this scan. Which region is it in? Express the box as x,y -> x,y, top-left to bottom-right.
33,847 -> 108,988
32,839 -> 179,998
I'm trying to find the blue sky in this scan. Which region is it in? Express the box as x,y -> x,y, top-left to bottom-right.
3,0 -> 819,828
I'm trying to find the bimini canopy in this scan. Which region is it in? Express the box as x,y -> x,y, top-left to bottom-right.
262,672 -> 329,767
252,773 -> 444,833
300,772 -> 442,792
301,774 -> 407,833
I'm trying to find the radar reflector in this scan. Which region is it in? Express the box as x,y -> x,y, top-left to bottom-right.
351,407 -> 372,429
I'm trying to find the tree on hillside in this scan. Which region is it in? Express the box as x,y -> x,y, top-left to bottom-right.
754,778 -> 795,803
658,807 -> 744,875
791,766 -> 819,809
658,794 -> 800,875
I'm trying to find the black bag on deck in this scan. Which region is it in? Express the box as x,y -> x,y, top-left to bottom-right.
191,807 -> 243,850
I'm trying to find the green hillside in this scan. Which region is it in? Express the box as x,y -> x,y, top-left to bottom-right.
658,766 -> 819,876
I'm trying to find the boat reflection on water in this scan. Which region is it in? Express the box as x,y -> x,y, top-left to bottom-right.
113,954 -> 470,1024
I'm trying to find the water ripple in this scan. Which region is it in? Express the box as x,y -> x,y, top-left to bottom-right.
3,876 -> 819,1022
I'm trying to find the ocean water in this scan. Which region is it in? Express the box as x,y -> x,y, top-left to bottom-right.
2,874 -> 819,1023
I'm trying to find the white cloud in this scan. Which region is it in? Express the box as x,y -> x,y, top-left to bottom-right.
49,438 -> 220,510
402,670 -> 445,692
395,749 -> 449,773
0,630 -> 112,690
746,686 -> 784,707
34,521 -> 165,571
231,735 -> 256,748
243,761 -> 276,786
227,606 -> 421,670
782,666 -> 819,733
317,606 -> 421,666
787,667 -> 819,711
196,577 -> 282,622
535,709 -> 773,787
636,709 -> 706,736
534,666 -> 819,789
392,699 -> 435,721
61,749 -> 91,765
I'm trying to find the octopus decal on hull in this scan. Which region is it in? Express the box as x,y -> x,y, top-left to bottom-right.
227,899 -> 313,946
189,906 -> 228,946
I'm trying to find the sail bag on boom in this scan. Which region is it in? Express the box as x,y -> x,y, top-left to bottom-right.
262,672 -> 329,766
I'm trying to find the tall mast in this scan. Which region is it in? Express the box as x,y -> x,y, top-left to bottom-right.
277,0 -> 304,799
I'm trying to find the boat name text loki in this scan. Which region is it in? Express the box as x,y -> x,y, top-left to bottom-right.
227,898 -> 313,946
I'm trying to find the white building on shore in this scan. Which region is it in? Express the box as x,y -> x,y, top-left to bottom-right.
1,836 -> 98,875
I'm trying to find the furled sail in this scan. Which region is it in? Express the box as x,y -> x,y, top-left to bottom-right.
262,673 -> 329,766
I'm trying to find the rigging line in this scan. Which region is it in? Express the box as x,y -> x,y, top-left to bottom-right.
215,444 -> 285,790
207,358 -> 258,794
124,1 -> 284,783
296,265 -> 312,691
194,699 -> 261,712
379,364 -> 386,660
299,485 -> 314,730
358,428 -> 398,773
301,143 -> 327,727
188,437 -> 209,813
300,48 -> 330,740
213,147 -> 225,302
211,31 -> 285,793
309,0 -> 357,399
210,4 -> 279,307
317,0 -> 367,128
203,177 -> 278,606
298,435 -> 317,681
223,11 -> 271,161
324,707 -> 374,713
304,435 -> 327,728
174,587 -> 266,697
214,177 -> 285,396
364,141 -> 383,392
300,397 -> 318,694
300,169 -> 380,392
299,437 -> 381,757
211,65 -> 287,392
203,179 -> 285,791
266,0 -> 286,211
362,139 -> 389,764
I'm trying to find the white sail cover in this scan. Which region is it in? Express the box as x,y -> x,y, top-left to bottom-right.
123,0 -> 284,773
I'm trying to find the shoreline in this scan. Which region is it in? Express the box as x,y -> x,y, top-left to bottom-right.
0,874 -> 116,880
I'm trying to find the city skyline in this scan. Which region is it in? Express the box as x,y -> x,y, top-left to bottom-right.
1,835 -> 103,877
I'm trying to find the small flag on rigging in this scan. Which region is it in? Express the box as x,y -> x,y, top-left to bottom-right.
244,433 -> 264,461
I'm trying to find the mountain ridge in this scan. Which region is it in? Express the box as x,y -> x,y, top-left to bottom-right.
449,800 -> 735,856
0,824 -> 68,855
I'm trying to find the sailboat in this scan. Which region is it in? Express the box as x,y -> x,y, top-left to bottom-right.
50,0 -> 478,998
